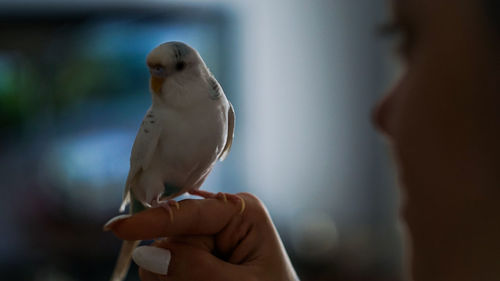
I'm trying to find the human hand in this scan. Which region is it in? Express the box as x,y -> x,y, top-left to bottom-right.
107,193 -> 299,281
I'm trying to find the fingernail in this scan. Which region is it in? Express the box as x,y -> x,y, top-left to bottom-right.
132,246 -> 171,275
103,214 -> 132,231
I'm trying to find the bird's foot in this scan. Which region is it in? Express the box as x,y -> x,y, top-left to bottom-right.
188,190 -> 245,215
151,199 -> 180,222
216,192 -> 246,215
188,189 -> 217,199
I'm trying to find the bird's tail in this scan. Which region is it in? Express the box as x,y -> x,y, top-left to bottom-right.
110,240 -> 141,281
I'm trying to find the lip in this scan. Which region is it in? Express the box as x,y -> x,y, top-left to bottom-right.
399,188 -> 410,219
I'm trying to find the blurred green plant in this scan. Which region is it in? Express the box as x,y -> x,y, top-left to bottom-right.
0,55 -> 42,128
0,51 -> 147,130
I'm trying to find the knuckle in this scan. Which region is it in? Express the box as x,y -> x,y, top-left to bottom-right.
237,192 -> 269,219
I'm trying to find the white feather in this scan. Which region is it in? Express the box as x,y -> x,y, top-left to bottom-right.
121,107 -> 161,211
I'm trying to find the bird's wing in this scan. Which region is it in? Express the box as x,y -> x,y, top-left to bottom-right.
219,102 -> 235,161
120,109 -> 161,212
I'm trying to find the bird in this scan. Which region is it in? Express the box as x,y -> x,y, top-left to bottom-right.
106,41 -> 243,281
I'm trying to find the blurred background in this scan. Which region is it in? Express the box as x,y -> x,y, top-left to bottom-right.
0,0 -> 403,280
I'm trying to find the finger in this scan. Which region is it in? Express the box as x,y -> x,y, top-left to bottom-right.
139,268 -> 164,281
165,235 -> 215,253
110,194 -> 250,241
136,241 -> 247,281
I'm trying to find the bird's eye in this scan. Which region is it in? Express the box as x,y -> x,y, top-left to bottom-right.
175,61 -> 185,71
150,65 -> 165,77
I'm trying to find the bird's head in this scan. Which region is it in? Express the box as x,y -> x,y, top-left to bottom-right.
146,41 -> 205,97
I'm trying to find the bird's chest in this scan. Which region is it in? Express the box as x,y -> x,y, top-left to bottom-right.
156,109 -> 226,167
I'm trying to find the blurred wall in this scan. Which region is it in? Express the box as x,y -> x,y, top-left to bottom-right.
232,0 -> 403,278
183,0 -> 403,278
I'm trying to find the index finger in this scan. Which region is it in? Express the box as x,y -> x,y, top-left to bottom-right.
108,197 -> 244,241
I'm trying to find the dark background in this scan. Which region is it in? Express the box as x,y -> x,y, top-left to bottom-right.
0,1 -> 402,280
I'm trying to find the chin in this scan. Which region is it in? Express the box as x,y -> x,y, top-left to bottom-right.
395,167 -> 410,217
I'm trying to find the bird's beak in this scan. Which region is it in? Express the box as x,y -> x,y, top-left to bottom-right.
150,76 -> 165,95
148,65 -> 167,95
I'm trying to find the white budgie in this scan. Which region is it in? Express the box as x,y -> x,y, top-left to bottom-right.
107,41 -> 242,281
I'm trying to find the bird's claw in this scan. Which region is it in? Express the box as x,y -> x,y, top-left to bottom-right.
152,199 -> 179,222
216,192 -> 228,203
216,192 -> 245,215
172,200 -> 180,210
235,195 -> 246,215
189,190 -> 246,215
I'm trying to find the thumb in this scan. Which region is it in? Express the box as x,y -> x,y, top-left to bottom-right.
134,240 -> 247,281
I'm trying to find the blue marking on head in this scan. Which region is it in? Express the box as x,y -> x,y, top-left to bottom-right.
170,42 -> 191,61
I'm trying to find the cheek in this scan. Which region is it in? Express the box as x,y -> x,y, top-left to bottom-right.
385,73 -> 430,184
390,47 -> 488,227
384,65 -> 458,214
393,70 -> 451,177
